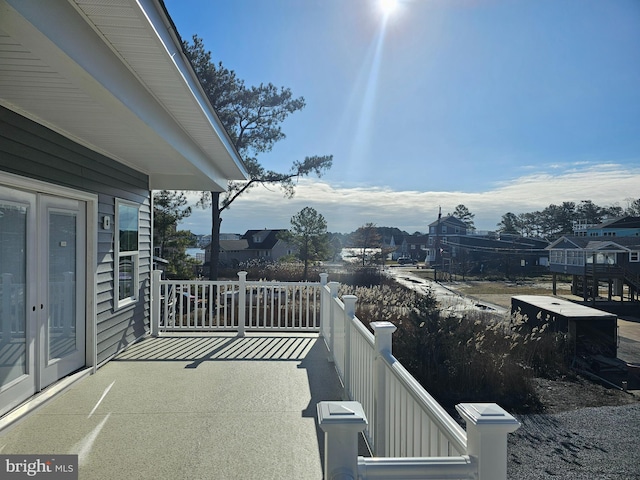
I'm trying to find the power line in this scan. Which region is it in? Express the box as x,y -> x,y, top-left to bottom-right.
441,240 -> 549,255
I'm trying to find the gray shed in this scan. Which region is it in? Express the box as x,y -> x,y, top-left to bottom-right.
511,295 -> 618,357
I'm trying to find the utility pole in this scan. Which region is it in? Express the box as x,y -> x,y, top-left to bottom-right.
434,207 -> 441,282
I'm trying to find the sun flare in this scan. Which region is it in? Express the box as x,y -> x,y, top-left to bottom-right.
379,0 -> 399,16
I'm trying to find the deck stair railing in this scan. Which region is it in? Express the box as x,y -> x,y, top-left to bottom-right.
585,264 -> 640,298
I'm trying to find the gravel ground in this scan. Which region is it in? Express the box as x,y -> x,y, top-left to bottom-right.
508,403 -> 640,479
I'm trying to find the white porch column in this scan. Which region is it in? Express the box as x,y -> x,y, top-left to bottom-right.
237,271 -> 247,337
456,403 -> 521,480
342,295 -> 357,399
151,270 -> 162,337
317,401 -> 368,480
371,321 -> 397,457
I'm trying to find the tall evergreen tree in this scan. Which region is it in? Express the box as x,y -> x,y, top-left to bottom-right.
183,35 -> 333,279
352,223 -> 382,266
453,204 -> 475,231
280,207 -> 329,280
153,191 -> 198,279
496,212 -> 521,234
625,198 -> 640,216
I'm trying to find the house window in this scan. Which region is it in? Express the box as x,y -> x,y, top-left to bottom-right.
550,250 -> 564,264
567,250 -> 584,266
442,226 -> 447,233
115,200 -> 139,308
631,251 -> 640,262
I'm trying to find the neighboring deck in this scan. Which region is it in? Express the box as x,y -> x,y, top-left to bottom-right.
0,333 -> 346,480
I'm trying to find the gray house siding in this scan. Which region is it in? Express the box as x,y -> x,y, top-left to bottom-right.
0,106 -> 151,365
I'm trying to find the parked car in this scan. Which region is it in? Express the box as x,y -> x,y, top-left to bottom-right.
397,257 -> 416,265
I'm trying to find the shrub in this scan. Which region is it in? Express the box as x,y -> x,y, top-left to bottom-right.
219,260 -> 325,282
346,280 -> 553,413
331,266 -> 385,287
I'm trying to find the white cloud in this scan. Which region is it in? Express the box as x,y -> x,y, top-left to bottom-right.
179,164 -> 640,234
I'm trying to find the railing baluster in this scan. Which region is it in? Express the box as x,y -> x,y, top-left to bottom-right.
298,285 -> 303,329
305,287 -> 311,328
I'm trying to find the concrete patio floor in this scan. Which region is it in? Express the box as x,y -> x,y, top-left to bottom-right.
0,333 -> 349,480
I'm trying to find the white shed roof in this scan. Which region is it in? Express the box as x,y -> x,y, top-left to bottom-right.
512,296 -> 616,320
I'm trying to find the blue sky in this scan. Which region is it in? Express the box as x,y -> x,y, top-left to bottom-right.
165,0 -> 640,234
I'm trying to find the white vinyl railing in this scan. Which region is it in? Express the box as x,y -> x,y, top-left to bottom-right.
151,271 -> 321,335
150,271 -> 519,479
319,280 -> 520,480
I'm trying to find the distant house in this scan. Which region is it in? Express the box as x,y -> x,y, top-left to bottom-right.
547,216 -> 640,306
424,215 -> 549,276
574,216 -> 640,238
208,229 -> 297,267
425,215 -> 470,266
431,232 -> 549,276
395,235 -> 429,261
428,215 -> 469,237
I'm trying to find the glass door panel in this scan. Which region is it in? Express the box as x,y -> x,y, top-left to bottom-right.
0,202 -> 28,385
39,196 -> 85,389
48,211 -> 78,360
0,186 -> 36,417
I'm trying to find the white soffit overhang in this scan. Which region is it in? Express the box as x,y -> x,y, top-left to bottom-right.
0,0 -> 248,191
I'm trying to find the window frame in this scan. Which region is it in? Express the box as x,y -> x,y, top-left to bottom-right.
115,199 -> 140,309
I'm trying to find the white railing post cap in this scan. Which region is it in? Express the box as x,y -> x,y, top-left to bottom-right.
317,401 -> 368,431
456,403 -> 520,432
370,321 -> 397,333
318,402 -> 367,480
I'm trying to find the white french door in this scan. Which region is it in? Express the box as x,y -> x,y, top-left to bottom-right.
38,194 -> 86,389
0,187 -> 86,416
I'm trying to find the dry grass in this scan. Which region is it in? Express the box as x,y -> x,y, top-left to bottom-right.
338,277 -> 568,413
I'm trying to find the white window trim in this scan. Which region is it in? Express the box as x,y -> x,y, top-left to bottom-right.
630,251 -> 640,262
115,199 -> 140,309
